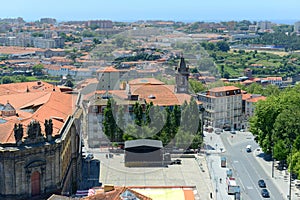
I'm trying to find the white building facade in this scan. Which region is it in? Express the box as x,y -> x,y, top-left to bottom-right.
198,86 -> 242,129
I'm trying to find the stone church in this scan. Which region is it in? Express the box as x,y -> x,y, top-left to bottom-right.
0,81 -> 83,199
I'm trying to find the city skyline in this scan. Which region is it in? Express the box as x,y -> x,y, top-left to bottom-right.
0,0 -> 300,24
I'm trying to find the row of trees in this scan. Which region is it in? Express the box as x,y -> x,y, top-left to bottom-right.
201,41 -> 230,52
243,32 -> 300,51
250,84 -> 300,177
113,52 -> 161,68
103,98 -> 203,149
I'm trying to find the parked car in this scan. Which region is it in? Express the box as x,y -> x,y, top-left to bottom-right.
261,188 -> 270,197
171,159 -> 182,165
258,179 -> 266,188
223,127 -> 231,131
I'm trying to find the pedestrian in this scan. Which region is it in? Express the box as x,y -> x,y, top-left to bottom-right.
105,154 -> 108,159
220,178 -> 222,183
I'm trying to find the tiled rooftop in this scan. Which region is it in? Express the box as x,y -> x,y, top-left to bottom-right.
0,81 -> 76,144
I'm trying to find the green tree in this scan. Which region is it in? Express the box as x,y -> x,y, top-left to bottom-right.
116,105 -> 125,142
216,41 -> 230,52
246,83 -> 263,94
262,84 -> 280,96
133,102 -> 143,126
250,96 -> 280,154
171,105 -> 181,129
273,139 -> 289,161
1,76 -> 14,84
145,102 -> 154,125
189,79 -> 206,93
162,107 -> 172,139
149,105 -> 166,139
103,99 -> 117,141
93,38 -> 101,45
65,79 -> 74,88
32,64 -> 44,75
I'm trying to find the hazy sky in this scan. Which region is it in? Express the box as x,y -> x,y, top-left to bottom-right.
1,0 -> 300,23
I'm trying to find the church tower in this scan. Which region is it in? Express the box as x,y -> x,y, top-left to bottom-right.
175,56 -> 189,93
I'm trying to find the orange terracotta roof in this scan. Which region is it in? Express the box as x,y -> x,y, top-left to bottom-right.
72,68 -> 90,72
209,86 -> 240,92
0,46 -> 42,54
61,65 -> 75,69
0,92 -> 51,109
0,81 -> 59,96
131,84 -> 178,106
97,66 -> 119,73
83,186 -> 152,200
175,93 -> 202,105
242,80 -> 254,84
246,96 -> 266,103
49,48 -> 65,52
0,82 -> 76,144
252,78 -> 262,82
44,65 -> 61,70
242,93 -> 252,100
50,57 -> 72,62
129,78 -> 164,85
266,77 -> 282,81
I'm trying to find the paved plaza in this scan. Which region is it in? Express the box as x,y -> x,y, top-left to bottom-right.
88,150 -> 214,200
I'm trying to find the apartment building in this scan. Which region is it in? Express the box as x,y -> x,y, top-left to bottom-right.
40,18 -> 57,24
241,93 -> 266,129
97,66 -> 121,90
294,21 -> 300,33
197,86 -> 242,129
85,20 -> 113,28
0,35 -> 64,49
258,21 -> 272,32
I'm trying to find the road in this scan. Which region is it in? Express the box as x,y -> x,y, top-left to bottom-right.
221,131 -> 284,200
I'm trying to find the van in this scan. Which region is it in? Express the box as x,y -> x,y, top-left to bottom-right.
221,157 -> 226,167
246,145 -> 252,152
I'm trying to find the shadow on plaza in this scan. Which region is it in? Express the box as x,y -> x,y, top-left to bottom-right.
79,158 -> 102,190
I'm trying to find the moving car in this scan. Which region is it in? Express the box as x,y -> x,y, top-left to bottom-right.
258,179 -> 266,188
261,188 -> 269,197
246,145 -> 252,152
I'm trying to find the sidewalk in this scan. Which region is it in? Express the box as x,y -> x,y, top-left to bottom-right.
254,148 -> 300,200
203,131 -> 234,200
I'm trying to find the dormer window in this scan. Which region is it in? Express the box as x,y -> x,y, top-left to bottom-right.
148,94 -> 156,99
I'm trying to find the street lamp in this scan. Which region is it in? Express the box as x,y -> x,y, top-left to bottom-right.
271,141 -> 274,178
200,106 -> 205,136
288,145 -> 293,200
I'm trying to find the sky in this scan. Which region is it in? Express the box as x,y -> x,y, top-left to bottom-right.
1,0 -> 300,23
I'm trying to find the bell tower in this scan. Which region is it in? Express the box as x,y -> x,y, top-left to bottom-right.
175,56 -> 189,93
